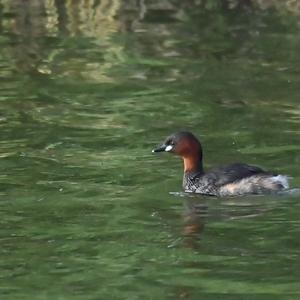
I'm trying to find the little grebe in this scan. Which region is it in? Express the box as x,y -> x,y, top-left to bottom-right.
152,132 -> 289,196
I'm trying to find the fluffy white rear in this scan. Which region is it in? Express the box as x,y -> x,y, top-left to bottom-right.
271,175 -> 289,189
219,174 -> 289,196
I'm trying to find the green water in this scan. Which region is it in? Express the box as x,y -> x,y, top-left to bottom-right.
1,1 -> 300,299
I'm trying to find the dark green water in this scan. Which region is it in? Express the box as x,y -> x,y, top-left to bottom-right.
0,1 -> 300,299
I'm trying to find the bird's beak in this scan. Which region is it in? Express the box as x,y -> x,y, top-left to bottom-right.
152,144 -> 173,153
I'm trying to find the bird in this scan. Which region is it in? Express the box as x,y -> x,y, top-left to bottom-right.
152,131 -> 289,196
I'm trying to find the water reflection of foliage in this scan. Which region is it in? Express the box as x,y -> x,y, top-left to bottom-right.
1,0 -> 300,38
199,0 -> 300,15
0,0 -> 126,81
0,0 -> 299,80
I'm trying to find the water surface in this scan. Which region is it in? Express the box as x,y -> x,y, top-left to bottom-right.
0,1 -> 300,299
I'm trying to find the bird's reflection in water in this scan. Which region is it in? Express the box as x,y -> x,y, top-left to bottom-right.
179,193 -> 278,249
181,197 -> 207,249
